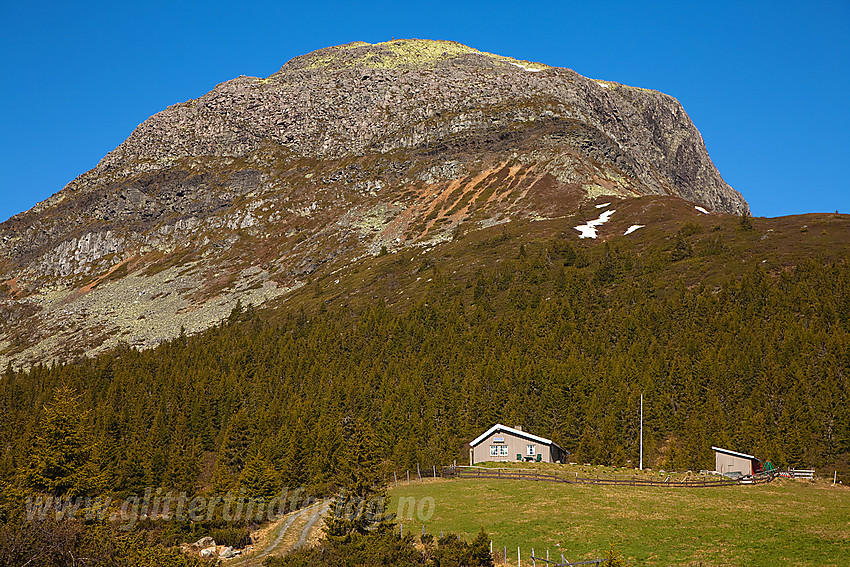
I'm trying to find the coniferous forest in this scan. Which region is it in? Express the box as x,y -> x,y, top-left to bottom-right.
0,217 -> 848,564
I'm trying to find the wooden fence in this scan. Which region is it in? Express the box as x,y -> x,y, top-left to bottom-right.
441,465 -> 777,487
530,554 -> 602,566
388,464 -> 788,490
390,463 -> 443,487
489,545 -> 602,567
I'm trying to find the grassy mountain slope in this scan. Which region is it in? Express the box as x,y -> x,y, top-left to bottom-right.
1,204 -> 848,505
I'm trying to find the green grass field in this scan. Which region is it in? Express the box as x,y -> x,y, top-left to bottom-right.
388,470 -> 850,566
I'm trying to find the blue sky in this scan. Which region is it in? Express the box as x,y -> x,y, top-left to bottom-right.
0,1 -> 847,223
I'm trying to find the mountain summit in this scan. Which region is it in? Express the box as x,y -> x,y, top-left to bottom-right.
96,39 -> 746,212
1,39 -> 749,365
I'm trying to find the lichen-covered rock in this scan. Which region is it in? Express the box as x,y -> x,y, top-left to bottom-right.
0,39 -> 750,367
93,39 -> 746,215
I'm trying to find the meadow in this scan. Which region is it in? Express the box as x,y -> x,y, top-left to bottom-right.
388,470 -> 849,566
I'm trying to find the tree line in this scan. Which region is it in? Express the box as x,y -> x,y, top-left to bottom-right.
1,237 -> 847,507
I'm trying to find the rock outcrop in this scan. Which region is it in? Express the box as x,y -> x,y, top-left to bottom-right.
0,39 -> 749,366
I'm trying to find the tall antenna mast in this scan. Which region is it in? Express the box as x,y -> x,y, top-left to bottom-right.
639,393 -> 643,471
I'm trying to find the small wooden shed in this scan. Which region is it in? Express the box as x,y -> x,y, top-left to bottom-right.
712,446 -> 761,476
469,424 -> 568,464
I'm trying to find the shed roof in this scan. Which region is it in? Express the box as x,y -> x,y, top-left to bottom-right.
712,446 -> 759,461
470,423 -> 566,453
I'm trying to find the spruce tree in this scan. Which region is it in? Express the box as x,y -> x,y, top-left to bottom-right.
23,385 -> 92,495
324,418 -> 393,544
470,527 -> 495,567
240,451 -> 281,499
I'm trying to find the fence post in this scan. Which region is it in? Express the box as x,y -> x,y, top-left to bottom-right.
490,540 -> 493,555
504,546 -> 507,565
434,465 -> 437,478
400,522 -> 403,537
532,548 -> 535,567
407,470 -> 410,485
423,525 -> 425,536
518,546 -> 520,567
418,463 -> 421,481
394,471 -> 398,487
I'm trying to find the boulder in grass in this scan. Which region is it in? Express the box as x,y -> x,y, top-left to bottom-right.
195,536 -> 216,549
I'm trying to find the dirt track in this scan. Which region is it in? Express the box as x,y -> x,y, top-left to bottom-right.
225,499 -> 330,566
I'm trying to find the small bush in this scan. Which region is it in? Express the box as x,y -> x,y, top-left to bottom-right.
209,527 -> 252,548
678,222 -> 702,237
671,235 -> 693,261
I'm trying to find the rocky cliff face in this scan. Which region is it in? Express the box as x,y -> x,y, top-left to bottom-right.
0,39 -> 749,366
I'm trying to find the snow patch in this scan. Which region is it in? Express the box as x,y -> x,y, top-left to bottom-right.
595,202 -> 611,209
574,210 -> 615,239
509,61 -> 543,72
597,81 -> 609,89
695,206 -> 709,214
624,225 -> 644,236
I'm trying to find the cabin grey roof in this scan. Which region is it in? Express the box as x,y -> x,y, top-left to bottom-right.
471,423 -> 567,453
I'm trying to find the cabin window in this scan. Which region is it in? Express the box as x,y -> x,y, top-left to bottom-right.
490,446 -> 498,456
527,444 -> 535,456
499,446 -> 509,456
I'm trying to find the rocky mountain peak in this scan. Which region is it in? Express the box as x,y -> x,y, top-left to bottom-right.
90,39 -> 747,217
276,38 -> 550,73
1,40 -> 750,367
